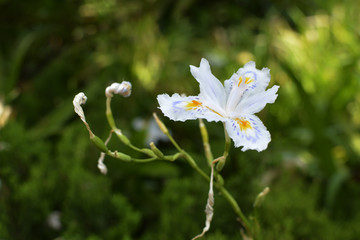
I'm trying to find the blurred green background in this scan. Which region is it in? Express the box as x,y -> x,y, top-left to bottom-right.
1,0 -> 360,239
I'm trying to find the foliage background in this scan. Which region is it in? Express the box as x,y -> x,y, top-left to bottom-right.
1,0 -> 360,239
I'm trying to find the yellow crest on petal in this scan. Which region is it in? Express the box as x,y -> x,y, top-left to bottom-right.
235,118 -> 253,131
185,100 -> 202,110
237,76 -> 254,87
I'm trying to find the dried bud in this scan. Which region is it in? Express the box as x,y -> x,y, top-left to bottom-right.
192,164 -> 215,240
105,81 -> 132,98
73,92 -> 94,136
97,152 -> 108,175
73,92 -> 88,123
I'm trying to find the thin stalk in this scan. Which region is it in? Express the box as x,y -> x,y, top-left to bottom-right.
167,129 -> 252,235
106,96 -> 154,156
216,185 -> 252,236
131,157 -> 158,163
166,131 -> 210,181
184,152 -> 211,181
108,151 -> 157,163
223,122 -> 231,159
154,114 -> 252,237
106,97 -> 116,129
199,119 -> 213,166
216,123 -> 231,172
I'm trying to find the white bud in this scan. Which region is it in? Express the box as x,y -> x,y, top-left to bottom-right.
73,92 -> 88,124
105,81 -> 132,98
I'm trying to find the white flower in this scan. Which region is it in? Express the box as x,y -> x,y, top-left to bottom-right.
157,58 -> 279,152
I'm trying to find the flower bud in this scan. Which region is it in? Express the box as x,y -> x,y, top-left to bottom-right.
199,119 -> 209,143
90,135 -> 109,153
105,81 -> 132,98
253,186 -> 270,208
110,151 -> 132,162
153,112 -> 169,134
150,142 -> 164,159
140,148 -> 156,156
215,156 -> 226,171
114,129 -> 130,145
165,152 -> 182,161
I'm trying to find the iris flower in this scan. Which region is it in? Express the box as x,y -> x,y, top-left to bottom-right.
157,58 -> 279,151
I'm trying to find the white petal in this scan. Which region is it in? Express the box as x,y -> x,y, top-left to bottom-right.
225,73 -> 249,113
236,61 -> 271,99
236,85 -> 279,114
225,115 -> 271,152
157,93 -> 225,122
224,72 -> 237,97
190,58 -> 227,109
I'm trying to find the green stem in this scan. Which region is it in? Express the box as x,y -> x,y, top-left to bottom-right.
106,96 -> 155,156
166,131 -> 182,152
107,150 -> 156,163
131,157 -> 158,163
154,115 -> 252,237
184,152 -> 211,181
166,126 -> 252,236
199,119 -> 213,166
216,123 -> 231,172
166,132 -> 210,181
106,97 -> 116,129
217,185 -> 252,236
223,122 -> 231,159
104,97 -> 254,233
218,124 -> 252,235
